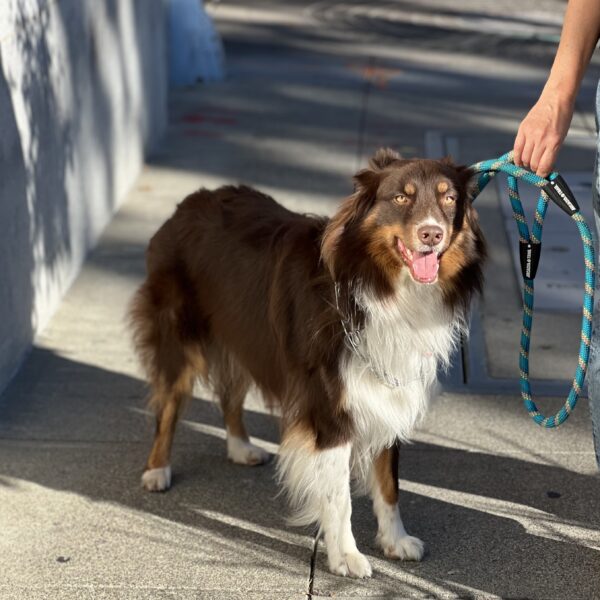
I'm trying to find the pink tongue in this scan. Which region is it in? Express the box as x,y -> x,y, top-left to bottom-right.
412,251 -> 439,282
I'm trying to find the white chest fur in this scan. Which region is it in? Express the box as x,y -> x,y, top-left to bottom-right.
341,272 -> 462,454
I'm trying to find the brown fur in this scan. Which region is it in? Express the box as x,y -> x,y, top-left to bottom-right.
129,148 -> 485,473
373,445 -> 400,505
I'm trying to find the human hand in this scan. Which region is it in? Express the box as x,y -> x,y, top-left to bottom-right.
513,90 -> 575,177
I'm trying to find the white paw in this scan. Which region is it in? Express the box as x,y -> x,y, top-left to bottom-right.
141,465 -> 171,491
345,551 -> 373,578
227,436 -> 270,466
380,534 -> 425,561
329,552 -> 372,578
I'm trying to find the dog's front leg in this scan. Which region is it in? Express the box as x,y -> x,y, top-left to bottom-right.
320,448 -> 371,578
278,436 -> 371,578
370,444 -> 425,561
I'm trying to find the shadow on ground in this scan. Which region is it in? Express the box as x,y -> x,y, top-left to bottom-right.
1,349 -> 599,597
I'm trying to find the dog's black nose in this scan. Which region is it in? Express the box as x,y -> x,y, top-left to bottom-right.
417,225 -> 443,246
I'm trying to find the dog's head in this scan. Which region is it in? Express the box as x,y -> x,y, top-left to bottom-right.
322,148 -> 486,300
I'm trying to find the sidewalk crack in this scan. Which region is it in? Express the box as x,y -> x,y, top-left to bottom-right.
307,533 -> 319,599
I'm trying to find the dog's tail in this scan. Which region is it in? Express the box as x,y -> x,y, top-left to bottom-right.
128,269 -> 207,414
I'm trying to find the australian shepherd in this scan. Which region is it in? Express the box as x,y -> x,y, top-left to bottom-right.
129,148 -> 486,578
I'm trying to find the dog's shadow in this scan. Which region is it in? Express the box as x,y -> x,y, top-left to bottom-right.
1,348 -> 599,598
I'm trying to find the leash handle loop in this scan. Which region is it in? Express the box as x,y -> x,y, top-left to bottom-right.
470,152 -> 595,428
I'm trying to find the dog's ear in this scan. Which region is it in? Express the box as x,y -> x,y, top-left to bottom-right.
353,167 -> 380,196
440,156 -> 472,179
442,159 -> 483,241
350,166 -> 382,224
353,147 -> 403,196
323,162 -> 384,277
369,147 -> 402,170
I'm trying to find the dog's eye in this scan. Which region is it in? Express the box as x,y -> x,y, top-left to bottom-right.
394,194 -> 411,205
444,195 -> 457,205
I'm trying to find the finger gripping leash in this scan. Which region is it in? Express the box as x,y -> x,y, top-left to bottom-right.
470,151 -> 595,428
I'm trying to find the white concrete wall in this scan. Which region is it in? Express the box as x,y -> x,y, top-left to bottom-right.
0,0 -> 168,389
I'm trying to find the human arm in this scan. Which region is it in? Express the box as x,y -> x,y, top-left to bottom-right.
513,0 -> 600,176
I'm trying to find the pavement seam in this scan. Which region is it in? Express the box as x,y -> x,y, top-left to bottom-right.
307,533 -> 319,598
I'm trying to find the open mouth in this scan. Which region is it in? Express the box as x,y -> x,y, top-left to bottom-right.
396,239 -> 440,284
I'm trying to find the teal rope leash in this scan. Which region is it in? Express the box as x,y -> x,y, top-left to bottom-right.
470,151 -> 595,428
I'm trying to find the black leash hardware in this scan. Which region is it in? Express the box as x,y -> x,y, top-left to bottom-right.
543,175 -> 580,216
519,241 -> 541,279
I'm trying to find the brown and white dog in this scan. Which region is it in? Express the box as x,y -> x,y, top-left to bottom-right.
129,148 -> 486,578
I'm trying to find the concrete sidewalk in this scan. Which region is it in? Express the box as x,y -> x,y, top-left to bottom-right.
1,1 -> 600,598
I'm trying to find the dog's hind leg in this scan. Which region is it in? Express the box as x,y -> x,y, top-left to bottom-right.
214,353 -> 270,466
370,444 -> 424,561
130,276 -> 207,492
141,353 -> 203,491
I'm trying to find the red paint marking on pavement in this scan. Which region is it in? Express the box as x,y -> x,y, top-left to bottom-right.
346,63 -> 403,89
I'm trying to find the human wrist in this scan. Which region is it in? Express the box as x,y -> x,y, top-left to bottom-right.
539,80 -> 577,109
